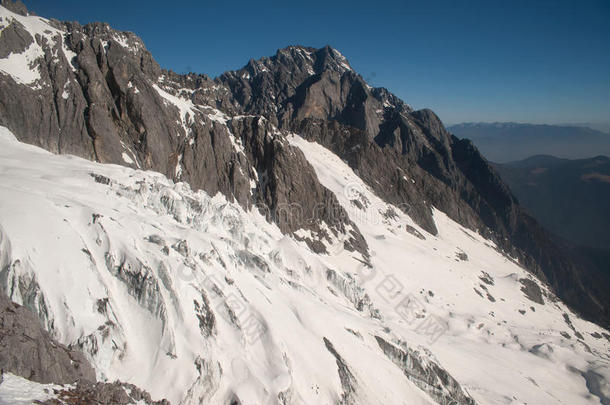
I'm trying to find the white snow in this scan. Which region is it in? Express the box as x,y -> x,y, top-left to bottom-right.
60,81 -> 70,99
332,48 -> 352,71
0,124 -> 608,405
175,153 -> 183,178
121,152 -> 134,164
0,373 -> 60,405
288,134 -> 610,405
0,39 -> 43,85
152,84 -> 231,139
119,140 -> 139,167
110,32 -> 141,53
152,84 -> 197,137
203,106 -> 229,124
383,100 -> 394,109
127,81 -> 140,94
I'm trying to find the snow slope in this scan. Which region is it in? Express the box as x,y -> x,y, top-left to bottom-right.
0,374 -> 61,405
0,125 -> 608,405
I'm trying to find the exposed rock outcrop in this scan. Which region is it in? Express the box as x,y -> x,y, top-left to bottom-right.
0,288 -> 169,404
375,335 -> 476,405
0,287 -> 95,384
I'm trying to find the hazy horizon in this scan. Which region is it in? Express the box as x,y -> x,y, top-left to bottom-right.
446,121 -> 610,133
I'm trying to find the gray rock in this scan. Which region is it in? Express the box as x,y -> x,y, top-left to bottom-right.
323,337 -> 357,404
519,278 -> 544,305
40,380 -> 170,405
0,19 -> 32,58
0,288 -> 95,384
375,335 -> 476,405
228,116 -> 367,256
0,287 -> 169,404
194,291 -> 216,338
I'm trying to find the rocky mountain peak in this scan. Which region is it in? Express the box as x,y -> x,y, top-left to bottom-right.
312,45 -> 353,73
239,45 -> 352,80
218,44 -> 415,147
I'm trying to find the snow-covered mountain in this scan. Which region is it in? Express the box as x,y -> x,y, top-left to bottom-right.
0,1 -> 609,404
1,123 -> 609,404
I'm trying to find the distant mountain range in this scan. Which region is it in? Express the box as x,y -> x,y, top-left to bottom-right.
561,122 -> 610,134
448,122 -> 610,163
493,155 -> 610,253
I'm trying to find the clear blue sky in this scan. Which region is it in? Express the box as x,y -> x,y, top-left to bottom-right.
26,0 -> 610,126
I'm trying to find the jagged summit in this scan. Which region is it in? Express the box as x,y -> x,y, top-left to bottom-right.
219,44 -> 414,144
237,45 -> 353,79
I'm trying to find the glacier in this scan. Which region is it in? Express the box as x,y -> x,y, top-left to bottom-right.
0,125 -> 608,404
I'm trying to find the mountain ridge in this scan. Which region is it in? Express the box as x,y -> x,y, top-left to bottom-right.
216,44 -> 610,328
451,121 -> 610,134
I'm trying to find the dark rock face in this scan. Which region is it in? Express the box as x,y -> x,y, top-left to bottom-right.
323,337 -> 357,404
0,3 -> 607,327
519,278 -> 544,305
375,335 -> 476,405
0,19 -> 32,57
0,288 -> 95,384
40,380 -> 170,405
0,288 -> 169,404
217,46 -> 520,239
228,116 -> 367,255
194,292 -> 216,338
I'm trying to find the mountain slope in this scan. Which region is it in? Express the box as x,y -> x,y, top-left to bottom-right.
449,122 -> 610,163
214,45 -> 610,327
1,124 -> 609,405
492,155 -> 610,296
0,2 -> 365,260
